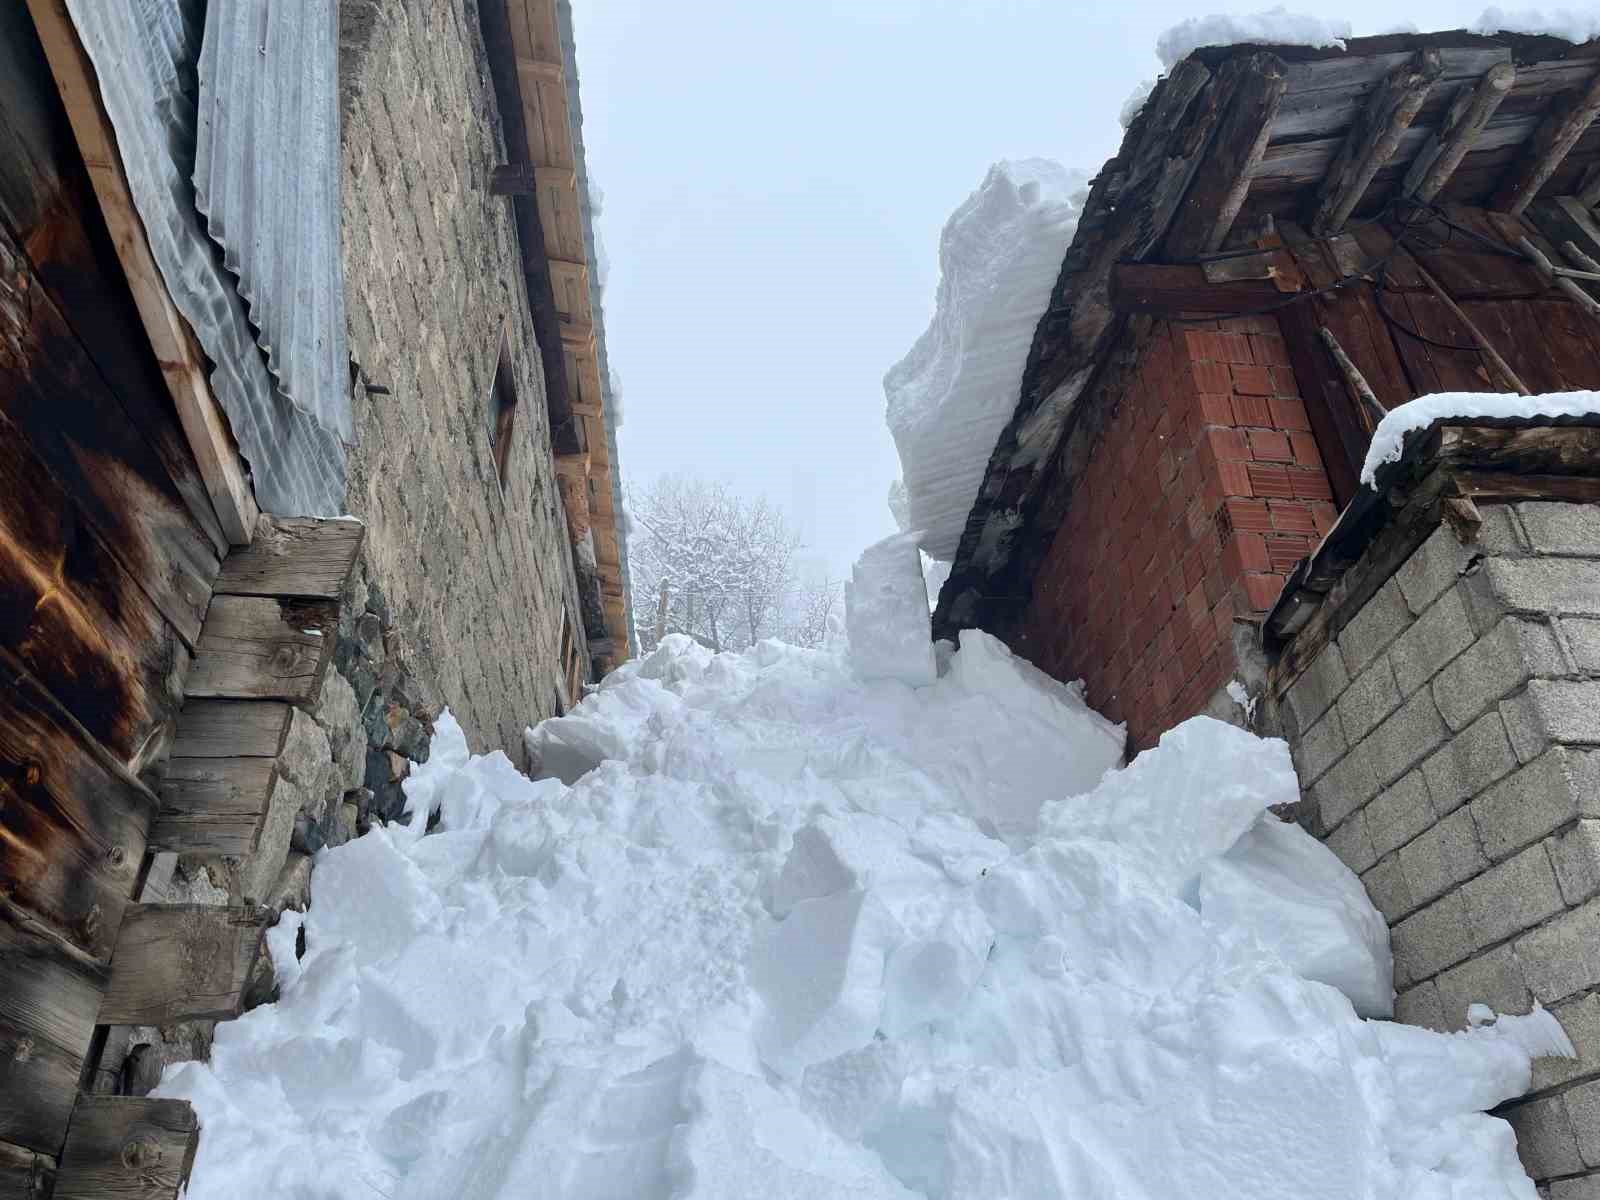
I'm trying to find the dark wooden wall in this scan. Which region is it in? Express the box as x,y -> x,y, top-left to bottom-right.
0,5 -> 223,1176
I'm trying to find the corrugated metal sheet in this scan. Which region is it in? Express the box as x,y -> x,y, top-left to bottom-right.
194,0 -> 351,444
64,0 -> 346,518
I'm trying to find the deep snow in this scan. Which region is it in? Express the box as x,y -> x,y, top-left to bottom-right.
159,535 -> 1569,1199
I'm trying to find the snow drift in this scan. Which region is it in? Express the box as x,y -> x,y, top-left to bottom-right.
884,159 -> 1086,561
161,534 -> 1568,1199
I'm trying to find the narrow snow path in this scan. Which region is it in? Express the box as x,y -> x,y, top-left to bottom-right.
162,541 -> 1567,1199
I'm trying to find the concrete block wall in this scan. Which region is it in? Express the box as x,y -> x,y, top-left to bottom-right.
337,0 -> 587,764
1016,316 -> 1337,748
1280,502 -> 1600,1191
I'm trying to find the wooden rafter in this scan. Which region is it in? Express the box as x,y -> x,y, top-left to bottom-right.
1402,62 -> 1515,205
1491,65 -> 1600,215
1310,49 -> 1443,237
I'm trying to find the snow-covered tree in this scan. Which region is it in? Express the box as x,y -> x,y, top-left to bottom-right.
627,475 -> 834,653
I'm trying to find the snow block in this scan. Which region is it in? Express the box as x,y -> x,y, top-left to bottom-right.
846,533 -> 937,687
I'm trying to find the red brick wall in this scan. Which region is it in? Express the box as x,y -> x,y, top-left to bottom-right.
1015,316 -> 1338,750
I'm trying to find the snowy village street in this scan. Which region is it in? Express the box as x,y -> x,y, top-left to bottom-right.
158,538 -> 1570,1199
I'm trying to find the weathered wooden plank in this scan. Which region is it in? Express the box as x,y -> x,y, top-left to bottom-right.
1491,66 -> 1600,214
170,700 -> 292,760
1311,49 -> 1444,236
213,516 -> 364,600
1403,63 -> 1517,203
0,229 -> 215,649
0,647 -> 152,962
1453,470 -> 1600,503
186,595 -> 337,703
1164,52 -> 1289,259
24,0 -> 258,547
53,1096 -> 197,1200
0,7 -> 227,559
0,916 -> 105,1155
1109,263 -> 1286,314
99,905 -> 268,1025
152,758 -> 277,856
0,1139 -> 54,1200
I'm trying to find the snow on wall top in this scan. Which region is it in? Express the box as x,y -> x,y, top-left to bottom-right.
1361,390 -> 1600,484
1155,8 -> 1351,69
1474,7 -> 1600,42
884,160 -> 1087,562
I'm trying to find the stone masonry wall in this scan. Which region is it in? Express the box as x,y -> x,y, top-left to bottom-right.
1278,502 -> 1600,1193
1015,316 -> 1337,749
337,0 -> 587,765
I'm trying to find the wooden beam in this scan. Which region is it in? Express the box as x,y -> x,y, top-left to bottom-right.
213,516 -> 364,600
1518,232 -> 1600,322
170,700 -> 292,759
1163,52 -> 1288,260
1579,162 -> 1600,208
52,1096 -> 197,1200
98,905 -> 268,1025
1310,49 -> 1443,237
1411,255 -> 1532,392
1109,262 -> 1287,315
0,1140 -> 54,1199
186,596 -> 338,703
1318,327 -> 1386,428
1491,67 -> 1600,215
152,758 -> 277,855
23,0 -> 258,547
1402,62 -> 1516,205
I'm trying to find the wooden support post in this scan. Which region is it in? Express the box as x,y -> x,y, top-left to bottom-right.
24,0 -> 258,547
52,1096 -> 197,1199
152,758 -> 278,855
98,905 -> 268,1025
1402,62 -> 1515,205
186,596 -> 338,703
1521,234 -> 1600,322
1562,239 -> 1600,275
1163,52 -> 1288,259
212,517 -> 365,600
1318,327 -> 1387,431
1492,67 -> 1600,215
1410,257 -> 1532,393
1310,49 -> 1443,237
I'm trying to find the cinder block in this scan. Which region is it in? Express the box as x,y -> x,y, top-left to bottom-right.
1309,748 -> 1381,832
1366,769 -> 1436,858
1517,899 -> 1600,1005
1536,993 -> 1600,1093
1364,687 -> 1449,787
1293,708 -> 1347,786
1361,854 -> 1416,923
1388,585 -> 1475,697
1421,710 -> 1520,814
1552,1173 -> 1600,1200
1463,842 -> 1564,947
1339,656 -> 1403,744
1286,645 -> 1350,730
1565,1079 -> 1600,1168
1435,943 -> 1531,1030
1502,681 -> 1600,763
1336,578 -> 1412,676
1393,890 -> 1473,985
1472,748 -> 1598,862
1396,524 -> 1468,616
1328,809 -> 1379,875
1481,557 -> 1600,619
1552,822 -> 1600,907
1400,807 -> 1489,907
1564,618 -> 1600,675
1433,618 -> 1567,732
1518,502 -> 1600,558
1473,503 -> 1528,556
1506,1093 -> 1586,1179
1394,979 -> 1445,1031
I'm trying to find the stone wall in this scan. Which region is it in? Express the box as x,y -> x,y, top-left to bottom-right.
337,0 -> 587,764
1277,501 -> 1600,1192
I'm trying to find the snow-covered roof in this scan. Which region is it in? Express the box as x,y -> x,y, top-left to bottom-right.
937,25 -> 1600,642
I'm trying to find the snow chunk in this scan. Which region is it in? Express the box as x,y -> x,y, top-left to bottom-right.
884,160 -> 1087,559
1120,77 -> 1156,128
1474,7 -> 1600,41
846,532 -> 937,686
1361,390 -> 1600,485
1156,8 -> 1350,68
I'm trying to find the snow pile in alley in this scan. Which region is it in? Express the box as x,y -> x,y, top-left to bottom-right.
884,160 -> 1086,561
161,537 -> 1569,1199
1156,9 -> 1351,68
1361,389 -> 1600,484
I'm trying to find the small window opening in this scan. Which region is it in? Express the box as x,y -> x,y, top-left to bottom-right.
490,332 -> 518,492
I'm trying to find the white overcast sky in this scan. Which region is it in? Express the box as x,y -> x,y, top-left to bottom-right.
574,0 -> 1480,580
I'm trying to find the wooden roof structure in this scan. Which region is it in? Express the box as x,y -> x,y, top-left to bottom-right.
936,28 -> 1600,642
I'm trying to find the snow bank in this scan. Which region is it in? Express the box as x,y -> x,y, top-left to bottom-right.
1475,7 -> 1600,41
1361,390 -> 1600,484
884,160 -> 1087,560
1156,8 -> 1350,68
159,593 -> 1569,1198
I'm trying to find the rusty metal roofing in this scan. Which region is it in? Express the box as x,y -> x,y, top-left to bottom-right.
64,0 -> 346,518
194,0 -> 352,445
